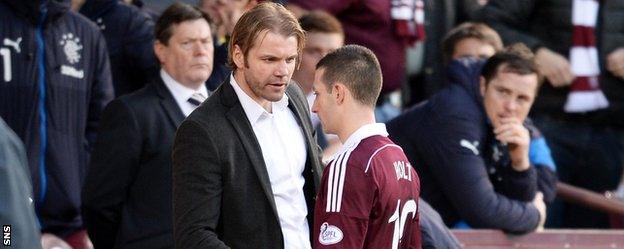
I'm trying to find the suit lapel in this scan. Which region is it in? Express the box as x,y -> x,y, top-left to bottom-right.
286,86 -> 322,191
154,77 -> 185,127
221,80 -> 279,219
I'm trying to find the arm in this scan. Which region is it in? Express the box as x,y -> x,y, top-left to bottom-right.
86,32 -> 114,148
526,120 -> 558,203
81,100 -> 141,248
314,160 -> 375,249
495,162 -> 538,202
172,120 -> 229,249
491,117 -> 538,202
421,112 -> 540,233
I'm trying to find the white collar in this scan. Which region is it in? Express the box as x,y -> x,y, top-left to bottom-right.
330,123 -> 389,161
161,69 -> 208,102
229,74 -> 290,125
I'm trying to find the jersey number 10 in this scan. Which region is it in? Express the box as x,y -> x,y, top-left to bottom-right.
387,199 -> 417,249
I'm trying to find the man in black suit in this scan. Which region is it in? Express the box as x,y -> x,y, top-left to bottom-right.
81,3 -> 213,248
172,2 -> 323,249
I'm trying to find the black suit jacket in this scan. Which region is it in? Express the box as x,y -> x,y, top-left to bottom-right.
172,78 -> 323,249
82,77 -> 187,249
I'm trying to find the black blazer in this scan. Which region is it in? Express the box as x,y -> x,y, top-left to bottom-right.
82,77 -> 186,249
172,78 -> 323,249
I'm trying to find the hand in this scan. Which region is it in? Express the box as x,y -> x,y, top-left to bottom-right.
606,48 -> 624,79
535,48 -> 575,87
494,117 -> 530,171
532,192 -> 546,232
41,233 -> 73,249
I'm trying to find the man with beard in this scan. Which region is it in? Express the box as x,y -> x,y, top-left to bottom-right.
172,2 -> 323,248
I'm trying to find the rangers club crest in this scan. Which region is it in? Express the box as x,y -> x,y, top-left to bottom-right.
59,33 -> 82,64
319,222 -> 343,245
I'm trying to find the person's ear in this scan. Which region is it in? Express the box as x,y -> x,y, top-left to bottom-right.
154,41 -> 166,65
233,45 -> 245,69
479,76 -> 487,97
334,83 -> 347,105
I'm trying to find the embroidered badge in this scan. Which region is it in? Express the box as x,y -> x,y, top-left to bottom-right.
59,33 -> 82,64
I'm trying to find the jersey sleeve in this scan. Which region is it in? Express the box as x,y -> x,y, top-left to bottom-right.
314,151 -> 376,249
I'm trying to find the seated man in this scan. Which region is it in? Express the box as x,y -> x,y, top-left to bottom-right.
387,45 -> 546,233
312,45 -> 421,248
441,22 -> 558,204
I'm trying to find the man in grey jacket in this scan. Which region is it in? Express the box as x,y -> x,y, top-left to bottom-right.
0,117 -> 41,249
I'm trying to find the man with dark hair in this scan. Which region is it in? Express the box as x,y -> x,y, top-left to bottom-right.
311,44 -> 421,249
0,0 -> 114,247
441,25 -> 558,206
172,2 -> 322,249
482,0 -> 624,228
387,45 -> 546,234
82,3 -> 213,248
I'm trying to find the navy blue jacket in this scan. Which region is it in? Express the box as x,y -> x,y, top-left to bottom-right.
80,0 -> 158,97
387,58 -> 543,233
0,0 -> 114,236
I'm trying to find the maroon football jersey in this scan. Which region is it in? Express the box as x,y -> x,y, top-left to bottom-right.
314,124 -> 421,249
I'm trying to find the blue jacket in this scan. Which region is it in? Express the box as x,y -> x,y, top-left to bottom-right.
80,0 -> 158,97
0,0 -> 114,236
387,58 -> 553,233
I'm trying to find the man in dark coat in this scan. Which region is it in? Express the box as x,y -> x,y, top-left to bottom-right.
172,3 -> 323,248
387,47 -> 547,234
481,0 -> 624,228
82,3 -> 213,248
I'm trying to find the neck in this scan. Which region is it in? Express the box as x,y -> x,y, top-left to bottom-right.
162,69 -> 204,91
233,70 -> 272,112
336,108 -> 376,144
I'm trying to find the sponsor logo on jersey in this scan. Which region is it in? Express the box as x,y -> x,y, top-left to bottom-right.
460,139 -> 479,155
319,222 -> 343,245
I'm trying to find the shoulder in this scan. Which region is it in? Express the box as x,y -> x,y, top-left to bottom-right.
342,136 -> 404,173
185,87 -> 230,130
287,82 -> 307,103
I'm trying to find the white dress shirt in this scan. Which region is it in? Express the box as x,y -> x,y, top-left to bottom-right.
230,75 -> 311,249
161,69 -> 209,117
